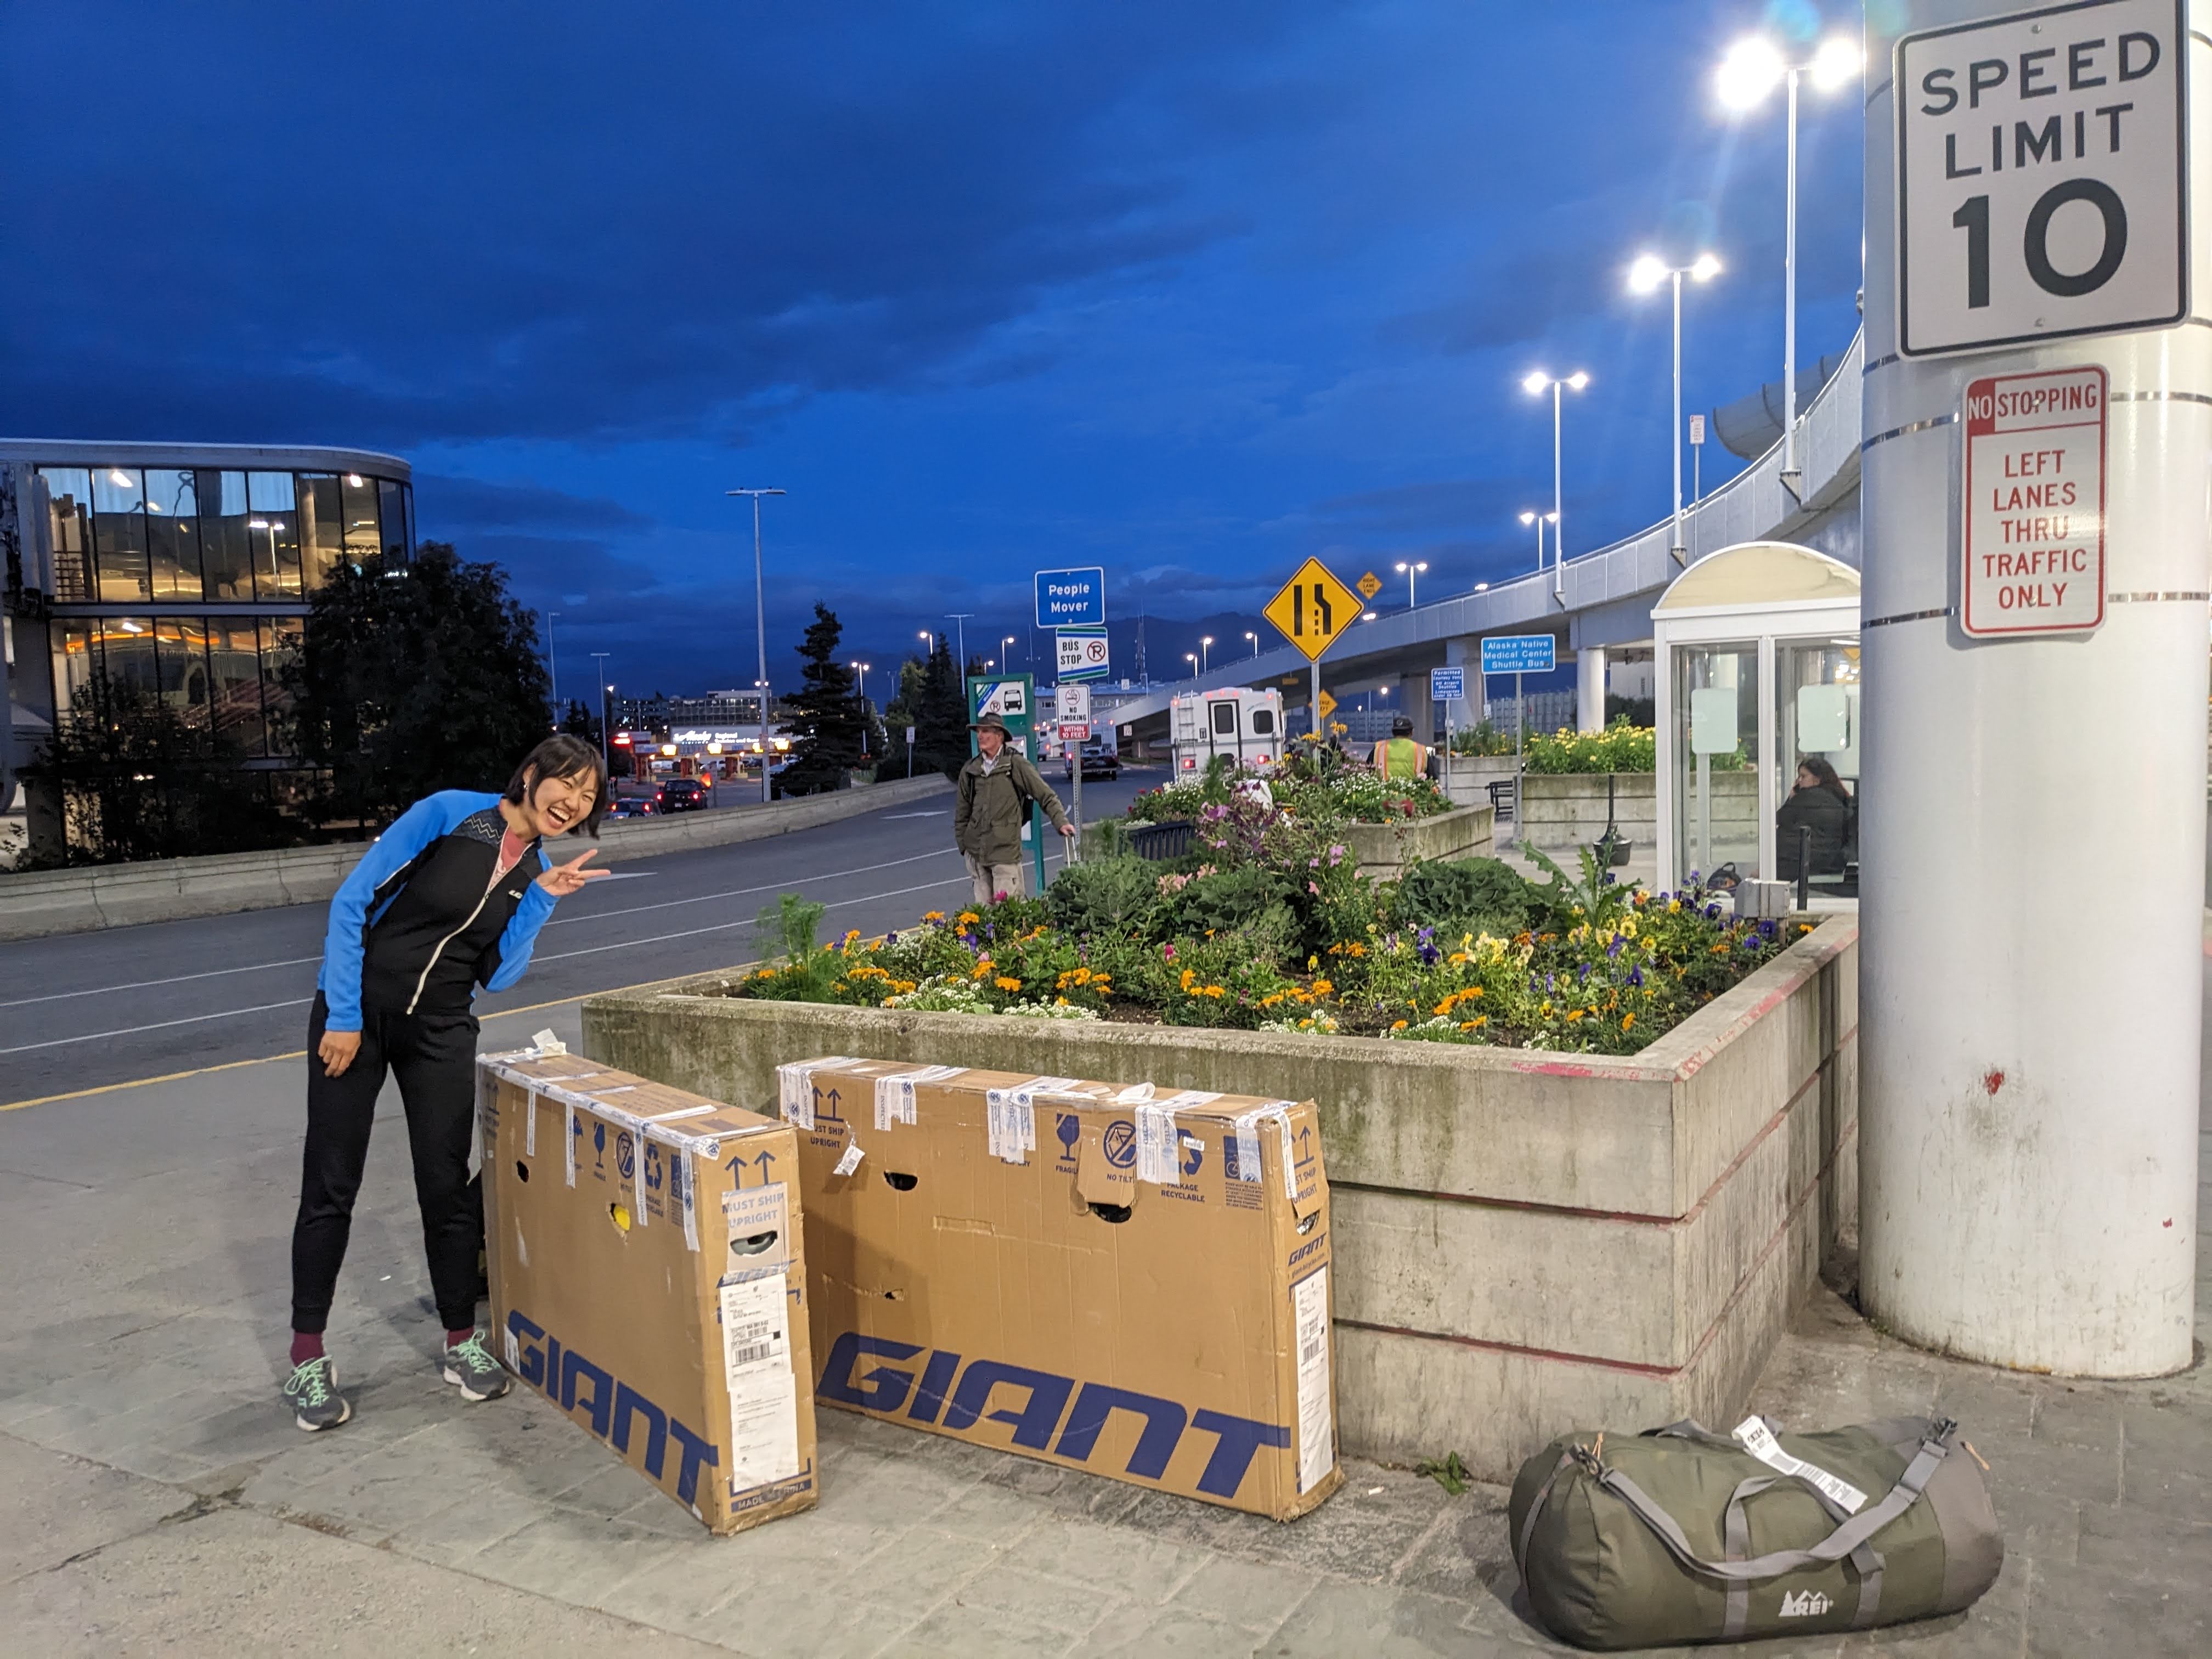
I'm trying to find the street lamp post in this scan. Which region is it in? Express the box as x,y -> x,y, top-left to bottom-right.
850,662 -> 871,757
1393,560 -> 1428,608
1715,33 -> 1862,491
1517,510 -> 1555,571
1199,635 -> 1213,675
725,487 -> 786,803
589,652 -> 613,778
1243,630 -> 1258,659
545,611 -> 561,723
1183,652 -> 1199,681
945,614 -> 974,672
1628,251 -> 1723,565
1001,636 -> 1016,682
1521,371 -> 1589,607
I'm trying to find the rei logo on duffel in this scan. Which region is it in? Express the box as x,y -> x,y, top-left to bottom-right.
1778,1590 -> 1833,1617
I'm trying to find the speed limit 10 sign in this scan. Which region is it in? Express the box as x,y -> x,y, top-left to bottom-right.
1897,0 -> 2187,358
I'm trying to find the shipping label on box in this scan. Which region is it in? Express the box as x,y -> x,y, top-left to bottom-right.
478,1052 -> 819,1536
787,1061 -> 1340,1520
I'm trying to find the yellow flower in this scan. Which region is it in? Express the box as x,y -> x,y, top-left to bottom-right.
923,911 -> 947,923
995,976 -> 1022,992
1311,978 -> 1334,996
1307,955 -> 1319,970
1180,967 -> 1197,991
1621,1013 -> 1635,1031
1390,1019 -> 1408,1030
1203,985 -> 1226,998
1667,899 -> 1681,913
957,911 -> 980,926
844,929 -> 861,943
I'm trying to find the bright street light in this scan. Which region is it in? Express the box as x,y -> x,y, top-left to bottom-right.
1393,559 -> 1428,608
725,486 -> 786,803
1183,651 -> 1199,681
1715,30 -> 1861,488
1001,634 -> 1017,675
1243,630 -> 1259,659
1522,373 -> 1589,606
1200,635 -> 1214,674
1627,251 -> 1724,564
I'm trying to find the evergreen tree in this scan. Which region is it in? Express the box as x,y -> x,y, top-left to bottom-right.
781,603 -> 868,795
910,638 -> 972,780
560,698 -> 602,746
286,541 -> 552,830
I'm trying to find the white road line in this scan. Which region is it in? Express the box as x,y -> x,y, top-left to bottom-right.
540,847 -> 961,929
0,848 -> 968,1007
0,998 -> 316,1056
0,871 -> 1002,1054
0,957 -> 323,1009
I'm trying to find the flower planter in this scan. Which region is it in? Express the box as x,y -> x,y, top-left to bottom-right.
1339,802 -> 1493,877
582,915 -> 1857,1484
1442,754 -> 1517,809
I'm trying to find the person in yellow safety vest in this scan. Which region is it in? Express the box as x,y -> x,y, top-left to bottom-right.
1370,714 -> 1431,780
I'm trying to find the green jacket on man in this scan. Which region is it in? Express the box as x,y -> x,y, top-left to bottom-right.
954,749 -> 1070,867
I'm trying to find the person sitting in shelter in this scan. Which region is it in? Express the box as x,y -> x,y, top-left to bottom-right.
1369,714 -> 1431,781
1774,755 -> 1854,882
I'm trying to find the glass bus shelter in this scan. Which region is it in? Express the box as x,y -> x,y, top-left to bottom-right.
1652,541 -> 1861,896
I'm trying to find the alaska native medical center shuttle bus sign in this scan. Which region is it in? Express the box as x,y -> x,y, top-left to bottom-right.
1962,365 -> 2107,635
1896,0 -> 2187,357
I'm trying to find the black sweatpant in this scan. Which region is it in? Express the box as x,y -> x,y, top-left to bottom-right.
290,994 -> 483,1335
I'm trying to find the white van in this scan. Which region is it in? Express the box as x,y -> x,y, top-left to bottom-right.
1170,687 -> 1285,776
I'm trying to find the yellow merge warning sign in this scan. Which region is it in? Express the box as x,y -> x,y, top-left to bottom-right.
1263,559 -> 1363,663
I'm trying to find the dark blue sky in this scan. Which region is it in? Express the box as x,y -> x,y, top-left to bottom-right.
4,1 -> 1869,698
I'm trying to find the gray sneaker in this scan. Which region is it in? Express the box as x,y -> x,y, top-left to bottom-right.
441,1330 -> 511,1402
281,1356 -> 352,1431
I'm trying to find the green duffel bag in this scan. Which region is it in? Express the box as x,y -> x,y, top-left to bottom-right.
1509,1415 -> 2003,1650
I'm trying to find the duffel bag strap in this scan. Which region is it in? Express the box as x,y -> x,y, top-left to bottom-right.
1718,1474 -> 1886,1637
1589,1421 -> 1954,1586
1515,1452 -> 1575,1571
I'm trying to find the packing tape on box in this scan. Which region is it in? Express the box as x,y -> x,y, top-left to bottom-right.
1135,1091 -> 1222,1184
565,1099 -> 579,1186
524,1090 -> 537,1158
873,1065 -> 967,1130
776,1056 -> 860,1130
1231,1102 -> 1300,1200
832,1137 -> 865,1177
984,1076 -> 1087,1165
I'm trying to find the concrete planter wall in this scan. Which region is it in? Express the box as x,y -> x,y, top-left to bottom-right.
1340,803 -> 1493,876
1519,770 -> 1758,854
0,772 -> 950,941
1442,755 -> 1517,809
582,915 -> 1857,1482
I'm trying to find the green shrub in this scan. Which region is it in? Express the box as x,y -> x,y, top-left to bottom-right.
1046,856 -> 1160,937
1391,857 -> 1536,937
1521,721 -> 1656,774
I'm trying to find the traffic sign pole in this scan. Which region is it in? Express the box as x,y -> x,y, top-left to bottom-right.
1862,0 -> 2203,1378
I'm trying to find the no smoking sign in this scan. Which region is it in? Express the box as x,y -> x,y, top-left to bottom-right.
1897,0 -> 2187,357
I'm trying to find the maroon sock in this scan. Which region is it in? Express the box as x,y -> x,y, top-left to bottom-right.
290,1331 -> 325,1367
446,1327 -> 475,1350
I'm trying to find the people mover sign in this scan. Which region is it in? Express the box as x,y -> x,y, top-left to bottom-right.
1961,364 -> 2107,636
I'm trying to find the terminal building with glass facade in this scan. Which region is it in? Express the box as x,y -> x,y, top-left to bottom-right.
2,439 -> 413,857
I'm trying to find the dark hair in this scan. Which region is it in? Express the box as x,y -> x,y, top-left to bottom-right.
1796,755 -> 1850,804
1391,714 -> 1414,737
505,734 -> 610,837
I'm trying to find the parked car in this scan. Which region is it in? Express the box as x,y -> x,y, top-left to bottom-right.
654,777 -> 709,812
1065,739 -> 1120,781
607,796 -> 657,819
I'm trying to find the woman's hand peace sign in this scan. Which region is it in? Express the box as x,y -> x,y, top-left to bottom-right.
534,848 -> 611,896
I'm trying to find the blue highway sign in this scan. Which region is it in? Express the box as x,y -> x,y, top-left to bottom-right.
1480,634 -> 1556,675
1429,665 -> 1465,702
1035,567 -> 1107,629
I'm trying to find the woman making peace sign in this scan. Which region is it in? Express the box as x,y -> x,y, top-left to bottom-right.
283,734 -> 613,1430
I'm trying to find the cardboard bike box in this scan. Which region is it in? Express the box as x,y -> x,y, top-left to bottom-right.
478,1048 -> 817,1534
775,1057 -> 1340,1521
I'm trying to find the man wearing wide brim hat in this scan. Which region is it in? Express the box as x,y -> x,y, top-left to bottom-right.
954,713 -> 1074,904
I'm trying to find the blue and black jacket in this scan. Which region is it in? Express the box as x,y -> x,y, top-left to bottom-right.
317,792 -> 560,1031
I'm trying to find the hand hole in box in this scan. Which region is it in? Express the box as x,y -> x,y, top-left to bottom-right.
882,1171 -> 919,1192
608,1202 -> 631,1233
1087,1202 -> 1132,1224
1296,1213 -> 1318,1235
730,1230 -> 780,1257
515,1161 -> 530,1183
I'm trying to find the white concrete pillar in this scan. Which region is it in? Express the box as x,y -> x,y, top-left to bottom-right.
1859,2 -> 2206,1376
1575,646 -> 1606,732
1444,637 -> 1485,730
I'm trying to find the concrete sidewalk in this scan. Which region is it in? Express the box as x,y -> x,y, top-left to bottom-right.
0,1003 -> 2203,1657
